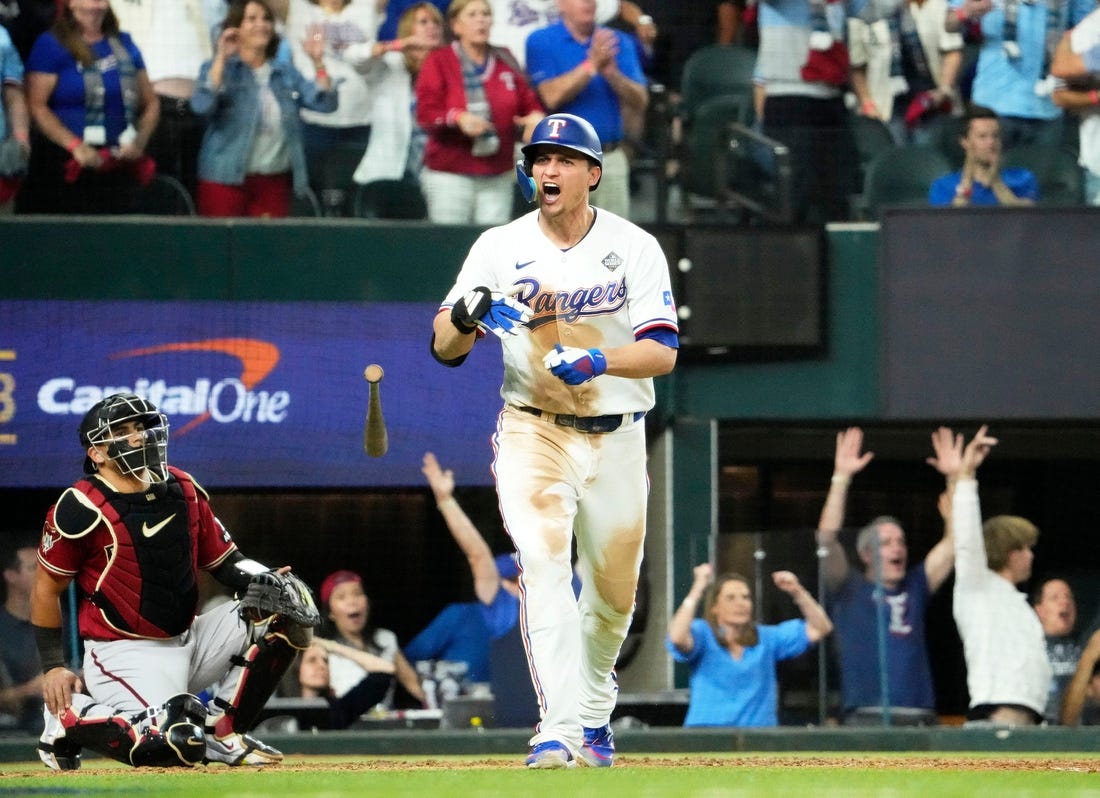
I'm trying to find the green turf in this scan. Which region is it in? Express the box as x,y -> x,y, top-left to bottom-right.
2,754 -> 1100,797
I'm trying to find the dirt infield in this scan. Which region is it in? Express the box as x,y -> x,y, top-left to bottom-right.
217,755 -> 1100,772
4,753 -> 1099,776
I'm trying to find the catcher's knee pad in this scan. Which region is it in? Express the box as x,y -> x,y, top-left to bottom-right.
133,691 -> 207,766
130,723 -> 206,767
130,693 -> 208,768
215,627 -> 299,734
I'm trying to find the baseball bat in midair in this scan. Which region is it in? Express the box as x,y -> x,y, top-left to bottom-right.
363,364 -> 388,457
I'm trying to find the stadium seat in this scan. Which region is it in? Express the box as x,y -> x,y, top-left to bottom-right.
134,174 -> 196,215
925,114 -> 965,169
1003,144 -> 1083,206
681,93 -> 755,203
849,114 -> 896,194
290,185 -> 323,217
860,145 -> 952,220
678,44 -> 758,124
353,179 -> 428,220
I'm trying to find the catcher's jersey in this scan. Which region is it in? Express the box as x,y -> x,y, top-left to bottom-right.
38,467 -> 237,641
442,207 -> 678,416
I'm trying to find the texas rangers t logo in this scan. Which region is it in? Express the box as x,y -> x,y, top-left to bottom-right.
545,118 -> 569,138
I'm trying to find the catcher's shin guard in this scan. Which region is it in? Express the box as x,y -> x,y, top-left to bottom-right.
48,701 -> 138,767
44,694 -> 207,769
129,694 -> 208,767
214,620 -> 305,734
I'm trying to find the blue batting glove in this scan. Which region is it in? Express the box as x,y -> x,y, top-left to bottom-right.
451,286 -> 533,338
543,344 -> 607,385
481,292 -> 532,337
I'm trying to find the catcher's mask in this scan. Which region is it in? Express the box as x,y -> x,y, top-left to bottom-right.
80,393 -> 169,483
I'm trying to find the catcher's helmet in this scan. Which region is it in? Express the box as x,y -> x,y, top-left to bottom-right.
80,393 -> 169,481
520,113 -> 603,189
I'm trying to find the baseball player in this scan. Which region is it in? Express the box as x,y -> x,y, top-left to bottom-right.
430,112 -> 679,768
32,393 -> 320,770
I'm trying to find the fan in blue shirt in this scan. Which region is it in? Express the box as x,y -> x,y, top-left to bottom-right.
667,564 -> 832,727
930,105 -> 1038,206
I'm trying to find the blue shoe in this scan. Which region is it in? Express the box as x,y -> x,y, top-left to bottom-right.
525,740 -> 576,769
578,724 -> 614,767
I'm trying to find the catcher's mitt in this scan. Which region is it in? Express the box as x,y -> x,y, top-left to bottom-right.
240,571 -> 322,627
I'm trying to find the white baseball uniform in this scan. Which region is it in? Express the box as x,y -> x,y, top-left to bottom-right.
440,206 -> 678,751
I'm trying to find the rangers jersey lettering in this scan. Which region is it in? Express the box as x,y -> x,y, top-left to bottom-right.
441,207 -> 678,417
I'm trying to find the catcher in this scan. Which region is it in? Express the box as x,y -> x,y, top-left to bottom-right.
32,393 -> 321,770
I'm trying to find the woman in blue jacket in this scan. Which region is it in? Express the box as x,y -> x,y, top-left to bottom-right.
191,0 -> 337,217
667,563 -> 833,727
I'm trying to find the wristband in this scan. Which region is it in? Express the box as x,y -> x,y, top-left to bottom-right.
65,136 -> 82,153
33,624 -> 68,673
580,58 -> 596,76
830,473 -> 851,486
437,497 -> 458,510
637,14 -> 654,25
682,595 -> 698,607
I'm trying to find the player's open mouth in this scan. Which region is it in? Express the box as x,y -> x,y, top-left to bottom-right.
542,182 -> 561,198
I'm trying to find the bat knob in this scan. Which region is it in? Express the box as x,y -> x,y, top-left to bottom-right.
364,364 -> 384,384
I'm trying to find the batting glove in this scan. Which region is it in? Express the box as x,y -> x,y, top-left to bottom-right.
451,286 -> 532,338
543,344 -> 607,385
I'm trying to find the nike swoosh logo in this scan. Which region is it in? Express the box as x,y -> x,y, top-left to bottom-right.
515,260 -> 536,270
142,514 -> 177,538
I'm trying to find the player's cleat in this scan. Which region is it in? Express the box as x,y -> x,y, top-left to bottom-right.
525,740 -> 576,769
204,731 -> 283,766
37,707 -> 81,771
578,724 -> 615,767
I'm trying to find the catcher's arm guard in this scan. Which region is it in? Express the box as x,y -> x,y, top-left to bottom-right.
239,570 -> 322,628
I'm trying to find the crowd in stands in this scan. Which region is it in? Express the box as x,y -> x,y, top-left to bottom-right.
6,0 -> 1100,220
6,430 -> 1100,736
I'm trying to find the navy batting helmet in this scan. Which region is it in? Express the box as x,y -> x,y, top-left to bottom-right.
521,113 -> 603,190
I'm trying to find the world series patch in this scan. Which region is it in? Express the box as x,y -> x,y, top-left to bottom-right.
601,252 -> 623,272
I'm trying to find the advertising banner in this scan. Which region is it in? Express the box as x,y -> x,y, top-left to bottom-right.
0,300 -> 504,488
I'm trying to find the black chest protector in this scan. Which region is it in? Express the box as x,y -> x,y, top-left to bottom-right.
55,470 -> 201,638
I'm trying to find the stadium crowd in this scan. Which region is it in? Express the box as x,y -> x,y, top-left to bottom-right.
5,0 -> 1100,220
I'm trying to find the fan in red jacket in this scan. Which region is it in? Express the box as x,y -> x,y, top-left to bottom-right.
415,0 -> 544,224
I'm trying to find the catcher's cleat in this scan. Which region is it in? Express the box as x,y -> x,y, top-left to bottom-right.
204,731 -> 283,766
525,740 -> 576,769
578,724 -> 615,767
37,707 -> 81,771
